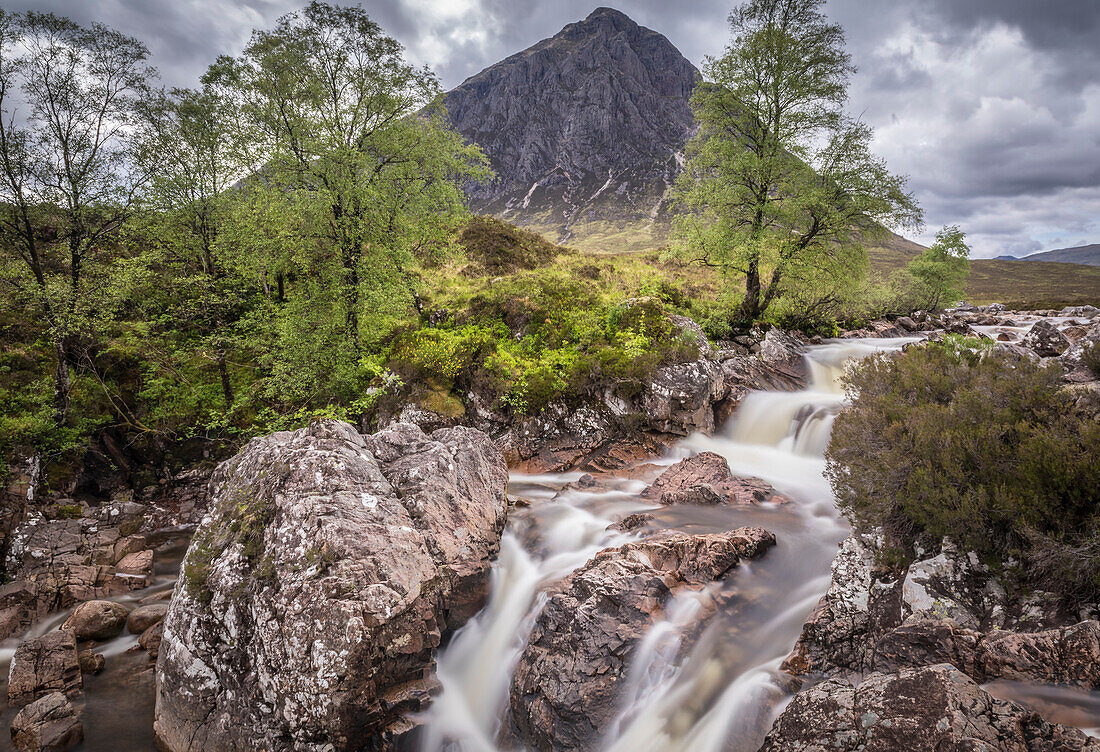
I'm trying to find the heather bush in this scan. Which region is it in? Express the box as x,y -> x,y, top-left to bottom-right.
826,342 -> 1100,604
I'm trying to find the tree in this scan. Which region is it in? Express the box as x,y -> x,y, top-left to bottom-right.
205,1 -> 488,368
0,10 -> 154,423
134,85 -> 250,409
903,224 -> 970,311
671,0 -> 921,326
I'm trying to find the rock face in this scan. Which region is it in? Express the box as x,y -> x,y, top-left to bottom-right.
760,664 -> 1100,752
444,7 -> 698,247
640,452 -> 785,506
7,630 -> 82,707
154,419 -> 509,752
784,535 -> 1100,689
10,692 -> 84,752
510,527 -> 775,751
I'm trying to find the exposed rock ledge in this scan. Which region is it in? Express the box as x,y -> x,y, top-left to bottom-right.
154,419 -> 509,752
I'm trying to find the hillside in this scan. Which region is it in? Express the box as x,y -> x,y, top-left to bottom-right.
444,7 -> 697,251
1020,244 -> 1100,266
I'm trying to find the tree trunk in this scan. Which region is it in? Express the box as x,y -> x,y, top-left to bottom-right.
276,273 -> 285,303
738,256 -> 762,324
217,348 -> 234,408
52,338 -> 72,425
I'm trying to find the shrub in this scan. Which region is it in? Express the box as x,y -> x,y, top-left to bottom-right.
1083,340 -> 1100,378
826,342 -> 1100,604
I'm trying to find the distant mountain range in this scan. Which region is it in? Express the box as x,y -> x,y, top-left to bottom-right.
1010,244 -> 1100,266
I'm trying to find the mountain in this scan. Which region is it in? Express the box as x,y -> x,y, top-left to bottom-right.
994,254 -> 1018,260
1019,244 -> 1100,266
444,7 -> 698,251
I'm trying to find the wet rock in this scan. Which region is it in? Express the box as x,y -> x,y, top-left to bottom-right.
1061,305 -> 1099,319
894,316 -> 919,332
643,359 -> 726,436
979,620 -> 1100,688
61,600 -> 131,641
1021,319 -> 1070,356
8,630 -> 82,707
758,328 -> 808,372
76,648 -> 104,675
510,527 -> 775,751
640,452 -> 784,506
154,419 -> 508,752
10,692 -> 84,752
126,603 -> 168,634
760,664 -> 1100,752
139,620 -> 163,659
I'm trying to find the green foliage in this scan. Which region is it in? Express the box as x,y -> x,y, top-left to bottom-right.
670,0 -> 921,326
826,343 -> 1100,604
897,225 -> 971,311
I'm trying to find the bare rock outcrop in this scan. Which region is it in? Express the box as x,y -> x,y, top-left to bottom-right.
1022,319 -> 1071,356
509,527 -> 775,751
154,419 -> 509,752
640,452 -> 785,506
760,664 -> 1100,752
7,630 -> 82,707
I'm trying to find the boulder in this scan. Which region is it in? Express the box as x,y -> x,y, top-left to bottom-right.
76,649 -> 104,675
510,527 -> 775,751
760,664 -> 1100,751
139,620 -> 163,659
639,452 -> 785,506
894,316 -> 919,332
7,630 -> 82,707
154,419 -> 509,752
61,600 -> 131,641
126,603 -> 168,634
1021,319 -> 1070,356
643,358 -> 726,436
10,692 -> 83,752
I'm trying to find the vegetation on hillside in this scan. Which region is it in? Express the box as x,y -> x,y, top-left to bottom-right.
826,341 -> 1100,604
670,0 -> 921,328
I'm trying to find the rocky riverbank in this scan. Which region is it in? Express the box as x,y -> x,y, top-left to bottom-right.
0,305 -> 1097,750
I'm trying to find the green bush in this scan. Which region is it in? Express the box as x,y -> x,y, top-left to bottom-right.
826,342 -> 1100,604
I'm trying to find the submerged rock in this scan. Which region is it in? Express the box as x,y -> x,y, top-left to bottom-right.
154,419 -> 508,752
760,664 -> 1100,751
640,452 -> 785,506
510,527 -> 775,751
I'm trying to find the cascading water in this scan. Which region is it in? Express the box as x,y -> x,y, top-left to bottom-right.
417,337 -> 918,751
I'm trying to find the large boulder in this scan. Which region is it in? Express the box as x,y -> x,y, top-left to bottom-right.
126,603 -> 168,634
7,630 -> 82,707
639,452 -> 785,506
760,664 -> 1100,752
154,419 -> 509,752
10,692 -> 84,752
643,358 -> 727,436
1021,319 -> 1070,356
510,527 -> 775,751
61,599 -> 131,641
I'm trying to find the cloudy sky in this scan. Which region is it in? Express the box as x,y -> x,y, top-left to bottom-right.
11,0 -> 1099,257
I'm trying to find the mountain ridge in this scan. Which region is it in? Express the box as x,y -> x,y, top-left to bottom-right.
1019,244 -> 1100,266
444,7 -> 699,250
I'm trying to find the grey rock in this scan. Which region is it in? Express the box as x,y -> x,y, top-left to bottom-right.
154,419 -> 508,752
7,630 -> 82,707
1021,319 -> 1070,356
61,600 -> 131,641
126,603 -> 168,634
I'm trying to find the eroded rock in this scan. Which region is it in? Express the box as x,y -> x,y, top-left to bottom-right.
760,664 -> 1100,752
1022,319 -> 1070,356
7,630 -> 82,707
510,527 -> 775,751
10,692 -> 83,752
61,600 -> 131,641
154,419 -> 508,752
640,452 -> 784,506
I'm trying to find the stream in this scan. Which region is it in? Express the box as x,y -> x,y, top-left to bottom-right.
418,336 -> 912,751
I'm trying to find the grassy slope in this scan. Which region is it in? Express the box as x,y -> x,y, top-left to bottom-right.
521,218 -> 1100,308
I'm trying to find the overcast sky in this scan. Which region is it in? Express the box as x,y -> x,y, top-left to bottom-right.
11,0 -> 1099,258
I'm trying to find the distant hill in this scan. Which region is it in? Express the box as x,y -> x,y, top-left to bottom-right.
1019,244 -> 1100,266
994,254 -> 1018,260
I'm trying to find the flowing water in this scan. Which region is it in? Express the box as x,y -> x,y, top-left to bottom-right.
417,337 -> 919,752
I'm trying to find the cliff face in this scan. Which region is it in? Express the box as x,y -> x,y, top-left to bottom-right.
444,7 -> 698,249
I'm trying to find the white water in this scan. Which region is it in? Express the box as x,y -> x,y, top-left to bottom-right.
417,336 -> 918,751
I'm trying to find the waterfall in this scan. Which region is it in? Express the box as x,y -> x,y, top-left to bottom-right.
418,336 -> 918,751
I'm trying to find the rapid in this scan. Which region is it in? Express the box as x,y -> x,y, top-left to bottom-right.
417,337 -> 916,751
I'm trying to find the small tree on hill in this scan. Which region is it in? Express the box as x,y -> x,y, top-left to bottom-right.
902,224 -> 970,311
671,0 -> 921,327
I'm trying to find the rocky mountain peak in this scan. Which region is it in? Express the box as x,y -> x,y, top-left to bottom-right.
444,8 -> 699,249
